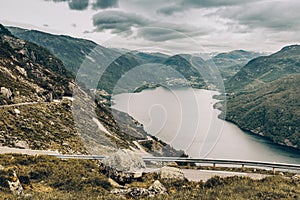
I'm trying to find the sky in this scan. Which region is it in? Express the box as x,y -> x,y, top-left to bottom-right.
1,0 -> 300,54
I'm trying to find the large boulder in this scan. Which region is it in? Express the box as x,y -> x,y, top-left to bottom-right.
100,149 -> 146,184
159,166 -> 185,180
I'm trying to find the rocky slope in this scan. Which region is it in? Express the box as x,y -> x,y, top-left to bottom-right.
223,45 -> 300,149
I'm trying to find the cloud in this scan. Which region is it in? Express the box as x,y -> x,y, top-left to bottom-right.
68,0 -> 89,10
218,0 -> 300,32
93,11 -> 149,33
92,10 -> 207,42
44,0 -> 89,10
158,0 -> 259,15
93,0 -> 118,9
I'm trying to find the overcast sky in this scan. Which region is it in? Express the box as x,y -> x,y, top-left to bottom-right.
1,0 -> 300,54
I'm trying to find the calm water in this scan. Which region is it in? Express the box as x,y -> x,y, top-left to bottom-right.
112,87 -> 300,164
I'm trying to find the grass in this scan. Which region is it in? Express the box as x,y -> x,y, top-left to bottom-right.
0,154 -> 300,199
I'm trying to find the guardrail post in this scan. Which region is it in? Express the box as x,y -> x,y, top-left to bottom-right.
213,163 -> 216,168
242,164 -> 245,171
273,167 -> 276,174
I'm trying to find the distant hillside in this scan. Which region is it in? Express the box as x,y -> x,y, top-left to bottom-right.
226,45 -> 300,91
210,50 -> 264,81
8,26 -> 210,93
222,45 -> 300,149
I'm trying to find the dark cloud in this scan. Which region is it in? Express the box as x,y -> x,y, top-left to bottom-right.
68,0 -> 89,10
93,10 -> 210,42
44,0 -> 89,10
158,0 -> 259,15
93,11 -> 149,33
218,1 -> 300,32
93,0 -> 118,9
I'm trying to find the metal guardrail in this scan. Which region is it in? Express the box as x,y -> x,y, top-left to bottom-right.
50,154 -> 300,172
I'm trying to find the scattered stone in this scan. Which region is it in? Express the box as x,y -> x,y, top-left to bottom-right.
1,87 -> 12,99
159,166 -> 185,180
7,171 -> 24,196
278,172 -> 284,176
167,162 -> 178,167
148,180 -> 167,195
16,66 -> 27,77
0,165 -> 4,170
14,140 -> 29,149
14,109 -> 21,114
108,178 -> 123,188
111,180 -> 167,198
292,174 -> 299,180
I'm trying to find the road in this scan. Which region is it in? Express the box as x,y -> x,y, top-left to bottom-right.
0,102 -> 39,108
0,146 -> 59,155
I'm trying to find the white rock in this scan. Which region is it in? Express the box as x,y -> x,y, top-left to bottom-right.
159,166 -> 185,180
14,109 -> 21,114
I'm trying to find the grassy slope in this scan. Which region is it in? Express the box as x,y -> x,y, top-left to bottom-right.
0,154 -> 300,199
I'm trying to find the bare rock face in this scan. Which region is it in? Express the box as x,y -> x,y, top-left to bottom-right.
159,166 -> 185,180
100,149 -> 146,184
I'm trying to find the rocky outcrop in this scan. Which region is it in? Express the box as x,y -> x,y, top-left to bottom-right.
111,180 -> 167,198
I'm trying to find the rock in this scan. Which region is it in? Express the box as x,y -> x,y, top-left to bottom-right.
108,178 -> 123,188
14,109 -> 20,114
292,174 -> 299,180
0,165 -> 4,170
16,66 -> 27,77
148,180 -> 167,195
159,166 -> 185,180
278,172 -> 284,176
102,149 -> 146,172
100,149 -> 146,184
14,140 -> 29,149
128,187 -> 151,198
0,87 -> 12,99
167,162 -> 178,167
111,187 -> 150,198
7,171 -> 24,196
111,180 -> 167,198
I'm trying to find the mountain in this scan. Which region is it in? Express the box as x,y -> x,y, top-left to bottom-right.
8,26 -> 112,75
8,26 -> 209,92
222,45 -> 300,149
226,46 -> 300,91
0,25 -> 182,156
210,50 -> 264,81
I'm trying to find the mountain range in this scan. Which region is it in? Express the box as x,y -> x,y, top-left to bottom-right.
3,24 -> 300,152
